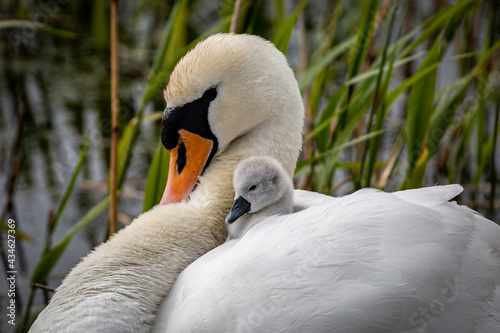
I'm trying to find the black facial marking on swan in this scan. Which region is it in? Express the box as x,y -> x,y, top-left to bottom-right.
177,141 -> 187,174
161,85 -> 220,177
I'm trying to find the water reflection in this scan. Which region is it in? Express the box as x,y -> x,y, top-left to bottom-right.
0,2 -> 166,331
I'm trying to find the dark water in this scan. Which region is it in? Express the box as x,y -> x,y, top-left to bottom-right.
0,2 -> 168,331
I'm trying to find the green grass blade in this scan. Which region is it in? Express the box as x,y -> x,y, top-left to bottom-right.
406,149 -> 429,189
299,36 -> 355,91
272,0 -> 309,54
31,196 -> 110,284
384,62 -> 442,108
344,51 -> 426,87
475,85 -> 486,183
0,20 -> 78,39
489,98 -> 499,219
406,36 -> 441,178
151,0 -> 188,76
428,39 -> 500,157
142,16 -> 232,105
296,127 -> 393,173
363,1 -> 410,188
364,43 -> 399,188
336,0 -> 378,132
91,0 -> 109,49
0,219 -> 33,242
115,114 -> 142,189
46,140 -> 89,248
272,0 -> 285,27
31,238 -> 71,284
383,54 -> 474,111
475,135 -> 495,183
142,142 -> 170,212
450,110 -> 475,182
401,0 -> 477,58
245,0 -> 265,34
358,0 -> 399,188
306,87 -> 346,151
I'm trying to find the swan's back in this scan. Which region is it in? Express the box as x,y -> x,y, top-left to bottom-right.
153,185 -> 500,333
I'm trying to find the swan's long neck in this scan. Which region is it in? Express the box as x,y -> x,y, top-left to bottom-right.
225,110 -> 304,178
30,178 -> 232,332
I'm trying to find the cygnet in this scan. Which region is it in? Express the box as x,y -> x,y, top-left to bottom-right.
225,156 -> 294,240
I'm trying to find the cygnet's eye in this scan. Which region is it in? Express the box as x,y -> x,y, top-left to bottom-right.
248,185 -> 257,192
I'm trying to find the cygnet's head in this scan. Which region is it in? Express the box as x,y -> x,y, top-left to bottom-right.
225,156 -> 294,240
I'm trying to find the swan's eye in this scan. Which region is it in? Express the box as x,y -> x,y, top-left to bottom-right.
203,87 -> 217,102
249,185 -> 257,192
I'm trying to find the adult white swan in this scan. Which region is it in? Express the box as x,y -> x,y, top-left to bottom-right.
29,33 -> 303,332
30,34 -> 500,333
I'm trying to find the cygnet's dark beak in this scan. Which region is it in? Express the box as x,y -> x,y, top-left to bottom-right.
225,196 -> 251,223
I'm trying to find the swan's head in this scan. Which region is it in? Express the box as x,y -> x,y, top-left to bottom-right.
160,33 -> 304,204
225,156 -> 293,229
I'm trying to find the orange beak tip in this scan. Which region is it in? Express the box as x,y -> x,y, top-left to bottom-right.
159,130 -> 214,205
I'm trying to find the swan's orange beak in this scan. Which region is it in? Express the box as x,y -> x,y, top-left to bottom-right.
160,129 -> 214,204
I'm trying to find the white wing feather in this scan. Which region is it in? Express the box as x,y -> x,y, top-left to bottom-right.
153,185 -> 500,333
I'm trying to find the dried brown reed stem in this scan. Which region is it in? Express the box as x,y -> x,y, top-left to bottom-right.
109,0 -> 119,236
32,283 -> 56,293
230,0 -> 243,33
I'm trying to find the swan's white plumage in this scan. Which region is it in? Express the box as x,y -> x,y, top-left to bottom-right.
153,185 -> 500,332
29,33 -> 304,332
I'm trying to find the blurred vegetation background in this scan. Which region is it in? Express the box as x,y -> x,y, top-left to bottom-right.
0,0 -> 499,331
